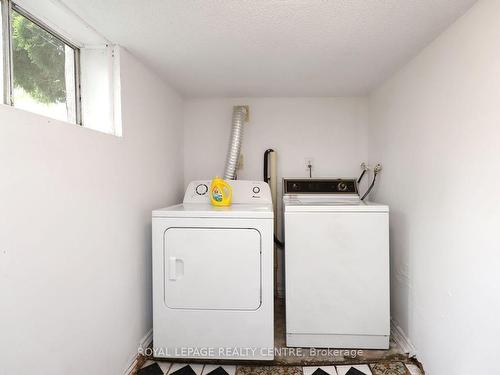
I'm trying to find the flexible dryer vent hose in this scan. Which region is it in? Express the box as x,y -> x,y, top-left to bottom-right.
223,106 -> 249,180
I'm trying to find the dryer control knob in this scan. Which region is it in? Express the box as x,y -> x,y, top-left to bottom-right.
195,183 -> 208,195
253,186 -> 261,194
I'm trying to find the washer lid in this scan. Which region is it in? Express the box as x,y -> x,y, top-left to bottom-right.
153,203 -> 274,218
284,197 -> 388,213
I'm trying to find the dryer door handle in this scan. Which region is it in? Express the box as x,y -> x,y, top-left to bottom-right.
168,257 -> 184,280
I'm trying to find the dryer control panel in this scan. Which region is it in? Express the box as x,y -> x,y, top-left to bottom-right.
283,178 -> 358,195
184,180 -> 272,204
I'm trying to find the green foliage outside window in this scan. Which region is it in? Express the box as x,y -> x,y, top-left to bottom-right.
11,11 -> 67,104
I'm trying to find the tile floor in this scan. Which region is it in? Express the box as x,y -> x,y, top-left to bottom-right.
136,361 -> 423,375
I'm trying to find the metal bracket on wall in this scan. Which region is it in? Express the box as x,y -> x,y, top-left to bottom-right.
234,105 -> 250,122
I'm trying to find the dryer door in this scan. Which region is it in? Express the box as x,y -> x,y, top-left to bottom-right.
164,227 -> 262,310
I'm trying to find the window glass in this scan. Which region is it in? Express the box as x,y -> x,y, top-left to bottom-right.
10,8 -> 77,123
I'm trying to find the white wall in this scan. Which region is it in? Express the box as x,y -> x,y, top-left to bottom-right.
184,98 -> 368,294
0,49 -> 184,375
368,1 -> 500,374
184,97 -> 368,183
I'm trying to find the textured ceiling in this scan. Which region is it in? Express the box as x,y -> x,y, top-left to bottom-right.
61,0 -> 477,97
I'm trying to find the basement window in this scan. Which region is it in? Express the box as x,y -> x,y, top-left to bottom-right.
1,0 -> 122,135
9,5 -> 80,123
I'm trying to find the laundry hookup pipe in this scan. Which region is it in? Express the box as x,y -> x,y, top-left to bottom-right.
223,106 -> 249,180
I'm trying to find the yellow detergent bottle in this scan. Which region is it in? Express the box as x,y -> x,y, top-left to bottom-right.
210,177 -> 232,206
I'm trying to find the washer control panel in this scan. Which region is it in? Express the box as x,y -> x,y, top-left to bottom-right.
184,180 -> 272,204
284,178 -> 358,195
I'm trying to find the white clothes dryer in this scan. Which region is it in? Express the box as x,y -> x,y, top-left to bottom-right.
152,180 -> 274,360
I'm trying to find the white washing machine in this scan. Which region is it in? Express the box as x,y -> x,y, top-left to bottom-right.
152,180 -> 274,360
283,178 -> 390,349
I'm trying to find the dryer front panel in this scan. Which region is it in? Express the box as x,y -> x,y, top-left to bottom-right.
164,227 -> 261,310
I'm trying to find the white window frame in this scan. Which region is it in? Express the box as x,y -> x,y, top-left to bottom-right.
1,0 -> 82,124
